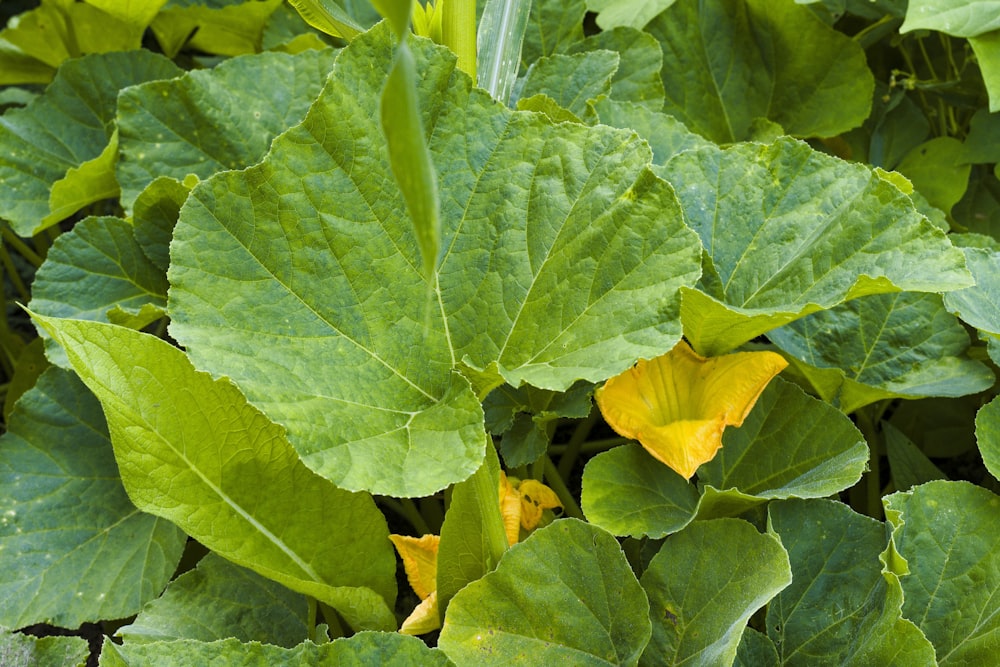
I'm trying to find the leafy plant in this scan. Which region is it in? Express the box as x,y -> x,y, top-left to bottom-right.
1,0 -> 1000,664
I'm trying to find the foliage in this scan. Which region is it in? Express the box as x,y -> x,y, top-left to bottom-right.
1,0 -> 999,664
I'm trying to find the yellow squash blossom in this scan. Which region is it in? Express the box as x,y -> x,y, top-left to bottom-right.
595,340 -> 787,479
390,476 -> 562,634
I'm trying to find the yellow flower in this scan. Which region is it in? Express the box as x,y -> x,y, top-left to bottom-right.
595,340 -> 787,479
390,477 -> 561,634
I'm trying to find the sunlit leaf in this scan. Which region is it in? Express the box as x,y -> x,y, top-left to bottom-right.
149,0 -> 283,57
595,340 -> 787,479
901,0 -> 1000,37
976,396 -> 1000,483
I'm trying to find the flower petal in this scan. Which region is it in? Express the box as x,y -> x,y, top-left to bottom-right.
400,590 -> 441,635
498,472 -> 523,546
389,533 -> 439,601
595,340 -> 787,479
518,479 -> 562,531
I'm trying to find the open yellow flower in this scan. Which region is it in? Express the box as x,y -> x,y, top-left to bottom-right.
390,477 -> 560,634
595,340 -> 787,479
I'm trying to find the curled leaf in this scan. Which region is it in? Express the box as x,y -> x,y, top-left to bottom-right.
595,340 -> 787,479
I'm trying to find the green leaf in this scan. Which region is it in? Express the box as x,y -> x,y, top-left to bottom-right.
976,396 -> 1000,483
639,518 -> 791,666
116,48 -> 337,211
150,0 -> 284,57
0,51 -> 182,235
658,138 -> 973,355
131,177 -> 192,273
896,137 -> 971,214
370,0 -> 413,38
515,51 -> 619,119
884,480 -> 1000,665
2,338 -> 50,423
969,31 -> 1000,113
29,216 -> 168,368
769,292 -> 994,413
954,168 -> 1000,237
103,632 -> 454,666
168,24 -> 702,497
48,129 -> 121,223
885,421 -> 948,491
0,630 -> 89,667
767,499 -> 936,666
590,98 -> 712,164
943,245 -> 1000,337
901,0 -> 1000,37
586,0 -> 678,29
734,628 -> 779,667
0,367 -> 186,629
581,443 -> 699,538
285,0 -> 379,40
33,315 -> 398,632
566,28 -> 666,110
437,438 -> 509,618
262,3 -> 339,52
438,519 -> 651,666
647,0 -> 874,143
696,378 -> 868,511
521,0 -> 586,68
117,552 -> 309,647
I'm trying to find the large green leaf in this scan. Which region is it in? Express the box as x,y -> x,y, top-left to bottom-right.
0,630 -> 89,667
149,0 -> 283,57
896,137 -> 971,214
969,31 -> 1000,112
901,0 -> 1000,37
168,24 -> 702,497
33,315 -> 398,632
0,367 -> 186,629
438,519 -> 651,666
943,245 -> 1000,338
646,0 -> 874,143
116,48 -> 337,211
769,292 -> 994,413
767,499 -> 936,665
639,518 -> 791,666
102,632 -> 454,666
520,0 -> 586,68
0,51 -> 181,235
586,0 -> 678,29
658,138 -> 972,355
29,215 -> 168,368
117,553 -> 309,647
581,443 -> 699,539
590,98 -> 711,164
515,51 -> 618,119
566,28 -> 666,110
884,480 -> 1000,665
696,378 -> 868,512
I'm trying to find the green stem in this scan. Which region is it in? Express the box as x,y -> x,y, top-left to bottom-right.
1,226 -> 43,268
318,602 -> 345,639
378,496 -> 432,535
306,596 -> 318,637
0,242 -> 29,303
548,437 -> 629,456
855,405 -> 885,519
442,0 -> 477,83
557,410 -> 599,478
542,454 -> 583,520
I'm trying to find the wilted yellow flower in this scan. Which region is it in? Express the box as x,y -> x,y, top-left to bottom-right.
499,473 -> 563,544
595,340 -> 787,479
389,534 -> 440,635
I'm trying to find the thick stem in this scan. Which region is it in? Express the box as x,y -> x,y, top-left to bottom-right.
442,0 -> 477,83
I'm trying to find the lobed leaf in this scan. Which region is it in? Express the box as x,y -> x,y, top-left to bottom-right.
438,519 -> 651,666
0,367 -> 186,629
168,24 -> 701,497
33,315 -> 398,631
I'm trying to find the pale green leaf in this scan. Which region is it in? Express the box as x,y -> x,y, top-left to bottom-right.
659,138 -> 973,355
515,93 -> 583,123
901,0 -> 1000,37
86,0 -> 170,28
515,51 -> 619,119
48,129 -> 120,223
769,292 -> 994,413
586,0 -> 678,29
581,443 -> 698,539
167,24 -> 702,496
0,367 -> 186,629
969,31 -> 1000,113
896,137 -> 971,214
639,518 -> 791,666
885,421 -> 948,491
29,216 -> 168,368
118,552 -> 309,646
438,519 -> 651,666
767,499 -> 936,666
33,315 -> 398,632
0,631 -> 88,667
150,0 -> 283,57
0,51 -> 181,235
590,98 -> 712,164
944,245 -> 1000,337
117,48 -> 336,211
647,0 -> 874,143
437,438 -> 509,618
566,28 -> 666,110
884,480 -> 1000,665
103,632 -> 454,666
976,396 -> 1000,483
285,0 -> 380,40
698,378 -> 868,504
